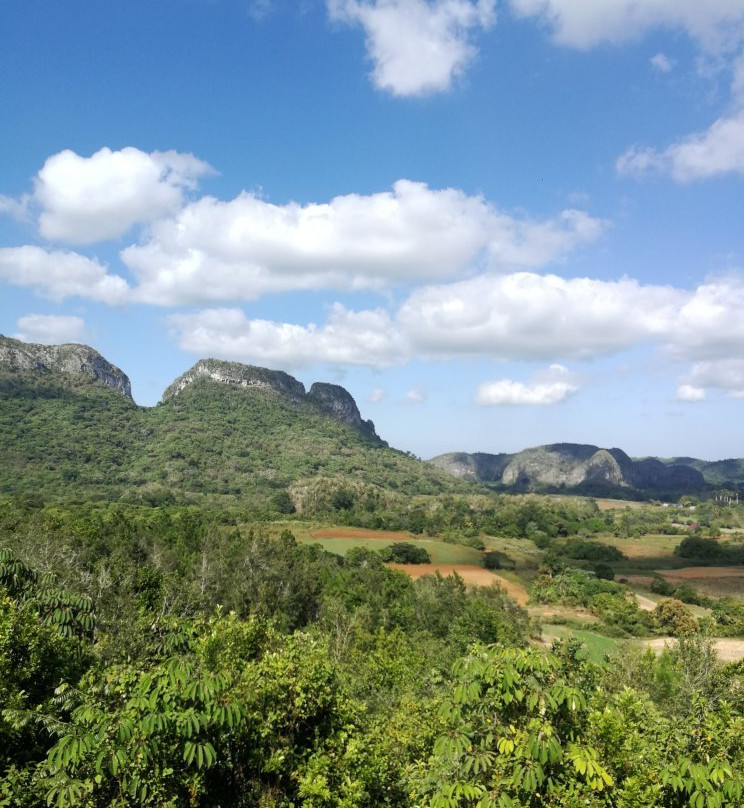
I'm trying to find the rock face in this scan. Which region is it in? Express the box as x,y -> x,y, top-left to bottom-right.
430,442 -> 706,496
162,358 -> 383,442
307,382 -> 380,440
0,335 -> 132,399
162,359 -> 306,403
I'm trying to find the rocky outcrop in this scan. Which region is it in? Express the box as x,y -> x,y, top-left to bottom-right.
0,335 -> 132,399
430,442 -> 706,496
307,382 -> 380,441
162,359 -> 383,442
162,359 -> 306,403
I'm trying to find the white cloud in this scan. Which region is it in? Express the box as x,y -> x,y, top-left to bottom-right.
14,314 -> 88,345
0,246 -> 130,304
679,359 -> 744,398
676,384 -> 706,402
34,147 -> 212,245
405,387 -> 426,403
666,274 -> 744,360
166,304 -> 406,368
617,111 -> 744,181
508,1 -> 744,51
476,363 -> 578,405
122,180 -> 602,304
161,270 -> 744,386
398,271 -> 682,360
368,387 -> 386,402
650,52 -> 674,73
509,3 -> 744,183
328,0 -> 496,96
0,194 -> 31,222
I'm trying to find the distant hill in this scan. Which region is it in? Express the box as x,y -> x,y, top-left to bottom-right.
0,336 -> 466,507
428,443 -> 741,500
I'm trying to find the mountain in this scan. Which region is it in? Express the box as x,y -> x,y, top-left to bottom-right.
0,335 -> 132,398
429,443 -> 711,499
0,337 -> 464,506
163,358 -> 382,442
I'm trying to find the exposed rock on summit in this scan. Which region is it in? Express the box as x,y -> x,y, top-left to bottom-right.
307,382 -> 380,441
162,358 -> 384,442
0,335 -> 132,399
162,359 -> 306,403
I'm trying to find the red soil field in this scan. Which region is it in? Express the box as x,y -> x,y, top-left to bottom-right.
312,528 -> 411,540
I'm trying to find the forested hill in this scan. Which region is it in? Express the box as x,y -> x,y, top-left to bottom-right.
430,443 -> 744,499
0,336 -> 468,507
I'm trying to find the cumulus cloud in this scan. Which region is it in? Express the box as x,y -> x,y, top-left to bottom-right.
166,304 -> 406,368
476,363 -> 578,405
328,0 -> 496,96
0,246 -> 130,304
508,3 -> 744,183
617,111 -> 744,181
368,388 -> 386,402
122,181 -> 602,304
160,270 -> 744,387
14,314 -> 88,345
665,274 -> 744,360
398,271 -> 682,360
679,359 -> 744,398
508,0 -> 744,51
34,147 -> 213,244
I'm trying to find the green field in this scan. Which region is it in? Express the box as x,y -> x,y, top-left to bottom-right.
541,625 -> 622,666
298,532 -> 484,566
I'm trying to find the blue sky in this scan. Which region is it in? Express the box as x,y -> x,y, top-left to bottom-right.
2,1 -> 744,460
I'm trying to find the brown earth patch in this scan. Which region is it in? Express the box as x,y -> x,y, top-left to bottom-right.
661,566 -> 744,580
386,563 -> 530,605
313,528 -> 411,540
643,637 -> 744,663
622,575 -> 655,587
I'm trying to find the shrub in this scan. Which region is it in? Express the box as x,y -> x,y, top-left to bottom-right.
378,542 -> 431,564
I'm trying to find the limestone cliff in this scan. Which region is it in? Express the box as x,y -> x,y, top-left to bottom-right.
162,359 -> 306,403
0,335 -> 132,399
307,382 -> 380,441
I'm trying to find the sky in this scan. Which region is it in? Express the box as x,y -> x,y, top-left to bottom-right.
2,1 -> 744,461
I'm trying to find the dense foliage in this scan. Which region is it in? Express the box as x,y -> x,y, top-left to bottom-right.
0,497 -> 742,807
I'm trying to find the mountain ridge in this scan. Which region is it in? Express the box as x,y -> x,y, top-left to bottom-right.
428,443 -> 739,498
2,336 -> 743,502
0,337 -> 455,505
0,334 -> 132,400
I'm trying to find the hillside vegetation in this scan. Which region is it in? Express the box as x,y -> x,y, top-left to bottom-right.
0,345 -> 467,509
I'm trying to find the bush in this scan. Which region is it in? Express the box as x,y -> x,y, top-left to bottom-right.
378,542 -> 431,564
561,538 -> 625,562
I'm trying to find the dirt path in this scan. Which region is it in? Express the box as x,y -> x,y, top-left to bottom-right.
386,563 -> 530,605
635,594 -> 658,612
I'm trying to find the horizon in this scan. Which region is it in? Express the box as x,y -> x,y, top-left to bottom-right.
2,2 -> 744,461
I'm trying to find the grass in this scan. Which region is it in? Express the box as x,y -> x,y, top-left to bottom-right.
305,534 -> 484,566
541,625 -> 621,666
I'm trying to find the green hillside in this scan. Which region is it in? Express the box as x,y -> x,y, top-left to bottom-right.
0,364 -> 468,508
